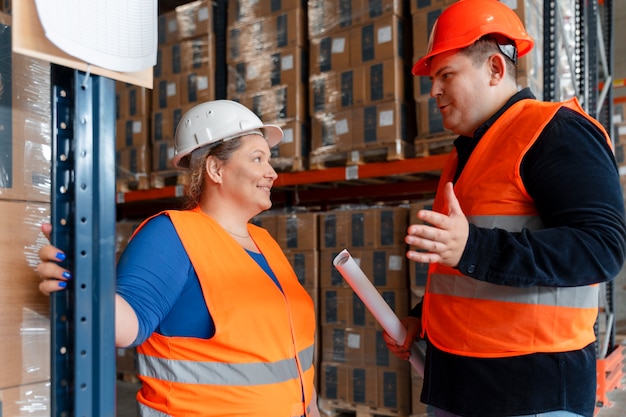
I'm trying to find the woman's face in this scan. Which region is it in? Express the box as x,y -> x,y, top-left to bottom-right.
219,134 -> 278,212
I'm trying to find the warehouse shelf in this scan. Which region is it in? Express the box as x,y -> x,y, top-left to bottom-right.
115,153 -> 449,217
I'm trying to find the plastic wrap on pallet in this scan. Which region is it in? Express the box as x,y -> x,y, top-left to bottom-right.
0,13 -> 51,202
0,13 -> 55,415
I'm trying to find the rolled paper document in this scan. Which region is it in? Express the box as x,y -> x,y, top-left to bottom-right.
333,248 -> 425,377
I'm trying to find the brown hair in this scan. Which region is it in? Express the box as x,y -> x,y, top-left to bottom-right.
461,37 -> 517,80
183,138 -> 243,209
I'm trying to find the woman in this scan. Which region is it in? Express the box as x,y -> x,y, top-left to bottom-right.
38,100 -> 320,417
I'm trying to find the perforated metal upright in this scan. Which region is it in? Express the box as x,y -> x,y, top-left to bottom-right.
50,64 -> 117,417
544,0 -> 617,355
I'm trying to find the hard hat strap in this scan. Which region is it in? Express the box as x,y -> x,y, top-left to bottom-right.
480,34 -> 518,65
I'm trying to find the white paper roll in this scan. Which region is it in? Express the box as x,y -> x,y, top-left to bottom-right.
333,249 -> 425,376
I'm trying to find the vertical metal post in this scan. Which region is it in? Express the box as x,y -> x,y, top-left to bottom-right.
50,64 -> 117,417
543,0 -> 558,102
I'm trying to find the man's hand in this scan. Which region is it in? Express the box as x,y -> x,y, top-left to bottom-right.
406,182 -> 469,267
382,316 -> 422,361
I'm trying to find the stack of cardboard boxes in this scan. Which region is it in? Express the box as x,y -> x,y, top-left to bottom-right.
308,0 -> 415,169
0,11 -> 52,416
317,205 -> 412,414
225,0 -> 310,172
115,0 -> 216,192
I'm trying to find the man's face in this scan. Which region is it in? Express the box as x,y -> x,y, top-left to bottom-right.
428,49 -> 495,137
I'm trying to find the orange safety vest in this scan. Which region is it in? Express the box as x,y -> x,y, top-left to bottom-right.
134,207 -> 316,416
423,98 -> 610,358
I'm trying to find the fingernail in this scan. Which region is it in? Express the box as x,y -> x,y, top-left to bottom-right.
62,271 -> 72,280
58,281 -> 67,288
56,252 -> 66,261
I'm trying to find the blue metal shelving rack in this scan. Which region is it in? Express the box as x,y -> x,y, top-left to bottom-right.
50,64 -> 117,417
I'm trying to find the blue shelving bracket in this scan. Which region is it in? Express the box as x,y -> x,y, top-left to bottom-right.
50,64 -> 117,417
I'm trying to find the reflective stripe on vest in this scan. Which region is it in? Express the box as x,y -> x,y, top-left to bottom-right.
429,273 -> 599,308
139,404 -> 310,417
423,98 -> 605,358
138,344 -> 315,386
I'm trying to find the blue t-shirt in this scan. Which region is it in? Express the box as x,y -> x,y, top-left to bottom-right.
116,214 -> 281,347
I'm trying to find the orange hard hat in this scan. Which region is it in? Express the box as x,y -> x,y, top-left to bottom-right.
412,0 -> 534,76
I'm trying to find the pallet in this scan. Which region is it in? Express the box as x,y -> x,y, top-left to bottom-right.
272,156 -> 307,172
413,134 -> 456,158
150,170 -> 189,189
310,141 -> 413,170
318,399 -> 409,417
117,371 -> 140,384
116,174 -> 150,193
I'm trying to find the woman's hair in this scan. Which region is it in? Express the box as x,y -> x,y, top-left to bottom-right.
461,37 -> 517,80
183,137 -> 243,209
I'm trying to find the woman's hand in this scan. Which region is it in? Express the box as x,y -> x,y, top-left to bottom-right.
36,223 -> 72,295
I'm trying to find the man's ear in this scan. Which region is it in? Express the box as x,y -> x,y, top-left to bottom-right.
488,53 -> 507,84
206,155 -> 223,184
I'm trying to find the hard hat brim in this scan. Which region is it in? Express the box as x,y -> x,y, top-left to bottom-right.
171,124 -> 284,170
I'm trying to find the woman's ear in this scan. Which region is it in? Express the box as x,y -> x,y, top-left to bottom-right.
205,155 -> 223,184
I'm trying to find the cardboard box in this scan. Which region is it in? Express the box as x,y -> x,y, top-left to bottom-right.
284,249 -> 319,289
152,106 -> 187,144
364,57 -> 406,105
322,325 -> 367,363
227,8 -> 306,61
321,287 -> 352,326
377,366 -> 411,413
311,110 -> 354,153
240,83 -> 307,123
152,75 -> 182,112
275,212 -> 319,251
350,15 -> 407,66
180,70 -> 215,106
116,145 -> 152,178
0,12 -> 51,203
229,47 -> 306,97
310,67 -> 366,114
0,200 -> 50,389
319,211 -> 351,250
310,30 -> 352,74
116,83 -> 151,119
308,0 -> 365,38
151,140 -> 176,172
0,381 -> 50,416
319,361 -> 350,402
116,117 -> 150,150
411,7 -> 445,59
410,0 -> 454,14
271,118 -> 309,169
350,248 -> 409,289
176,0 -> 213,41
349,365 -> 378,407
352,101 -> 414,147
416,95 -> 446,136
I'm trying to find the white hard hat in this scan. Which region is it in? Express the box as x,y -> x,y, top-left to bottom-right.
172,100 -> 283,169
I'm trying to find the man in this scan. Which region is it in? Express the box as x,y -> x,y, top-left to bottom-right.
384,1 -> 626,416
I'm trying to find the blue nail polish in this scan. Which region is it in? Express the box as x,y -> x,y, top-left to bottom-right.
62,271 -> 72,280
56,252 -> 66,261
58,281 -> 67,288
